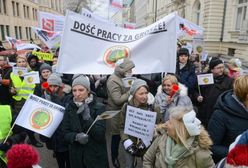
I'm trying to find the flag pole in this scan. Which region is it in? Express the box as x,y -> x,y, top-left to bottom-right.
86,115 -> 99,135
3,122 -> 16,143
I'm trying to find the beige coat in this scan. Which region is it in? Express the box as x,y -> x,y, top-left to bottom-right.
106,59 -> 134,135
143,125 -> 215,168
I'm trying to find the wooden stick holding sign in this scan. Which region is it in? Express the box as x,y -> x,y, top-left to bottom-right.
85,111 -> 120,135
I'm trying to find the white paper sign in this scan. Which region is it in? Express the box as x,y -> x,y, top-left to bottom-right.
23,71 -> 40,84
197,73 -> 214,85
57,10 -> 177,74
122,77 -> 136,88
124,105 -> 157,141
15,94 -> 65,138
12,67 -> 28,76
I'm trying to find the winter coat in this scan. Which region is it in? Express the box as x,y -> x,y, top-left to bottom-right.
0,65 -> 13,106
155,83 -> 192,122
106,71 -> 129,135
40,91 -> 71,153
207,90 -> 248,163
176,62 -> 197,98
61,97 -> 108,168
120,96 -> 161,156
143,125 -> 214,168
196,74 -> 233,127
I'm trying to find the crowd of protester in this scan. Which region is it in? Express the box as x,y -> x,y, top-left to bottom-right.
0,41 -> 248,168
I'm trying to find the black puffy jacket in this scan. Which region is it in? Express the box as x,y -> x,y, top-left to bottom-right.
208,90 -> 248,163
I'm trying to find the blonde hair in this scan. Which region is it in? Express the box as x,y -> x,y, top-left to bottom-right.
167,106 -> 213,149
168,106 -> 191,147
162,74 -> 178,86
233,75 -> 248,103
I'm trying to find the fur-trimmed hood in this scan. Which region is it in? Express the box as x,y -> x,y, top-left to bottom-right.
156,83 -> 188,97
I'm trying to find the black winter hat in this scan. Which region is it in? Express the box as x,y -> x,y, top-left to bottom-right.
209,57 -> 223,70
178,48 -> 189,57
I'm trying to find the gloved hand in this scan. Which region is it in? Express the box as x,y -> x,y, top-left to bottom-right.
124,139 -> 137,155
137,140 -> 146,150
75,132 -> 89,145
137,139 -> 151,150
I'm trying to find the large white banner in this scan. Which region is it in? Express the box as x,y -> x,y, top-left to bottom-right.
38,11 -> 65,32
124,105 -> 157,141
32,27 -> 61,49
15,94 -> 65,138
57,11 -> 177,74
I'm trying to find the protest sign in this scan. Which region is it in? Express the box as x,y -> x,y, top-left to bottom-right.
197,73 -> 214,85
12,67 -> 28,76
124,105 -> 157,141
38,11 -> 65,32
32,27 -> 61,49
32,51 -> 53,61
58,10 -> 177,74
193,35 -> 204,55
23,71 -> 40,84
15,94 -> 65,138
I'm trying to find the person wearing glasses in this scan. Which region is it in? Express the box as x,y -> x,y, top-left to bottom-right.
196,57 -> 233,127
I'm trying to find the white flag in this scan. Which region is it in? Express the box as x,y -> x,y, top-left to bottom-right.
38,11 -> 65,32
197,73 -> 214,85
15,94 -> 65,138
32,27 -> 61,49
23,71 -> 40,84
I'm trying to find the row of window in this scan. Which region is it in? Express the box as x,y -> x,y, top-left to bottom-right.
0,25 -> 36,41
11,1 -> 38,20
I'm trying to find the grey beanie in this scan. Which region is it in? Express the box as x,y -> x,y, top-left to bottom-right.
130,79 -> 148,95
40,63 -> 52,73
72,75 -> 90,91
47,73 -> 63,86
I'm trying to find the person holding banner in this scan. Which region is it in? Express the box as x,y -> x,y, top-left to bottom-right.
106,58 -> 135,168
40,73 -> 71,168
207,75 -> 248,163
143,106 -> 214,168
120,79 -> 160,168
196,57 -> 233,127
61,75 -> 108,168
27,53 -> 42,72
154,74 -> 192,122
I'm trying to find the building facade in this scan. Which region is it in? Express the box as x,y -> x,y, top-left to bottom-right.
0,0 -> 64,45
127,0 -> 248,61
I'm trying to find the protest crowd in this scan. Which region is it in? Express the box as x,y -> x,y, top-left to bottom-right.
1,9 -> 248,168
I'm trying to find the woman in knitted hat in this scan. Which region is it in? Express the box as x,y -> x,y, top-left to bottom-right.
119,79 -> 161,168
34,63 -> 52,97
176,48 -> 197,101
143,106 -> 214,168
154,74 -> 192,122
39,73 -> 71,168
61,75 -> 108,168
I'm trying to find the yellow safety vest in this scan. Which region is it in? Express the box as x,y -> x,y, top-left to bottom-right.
0,105 -> 12,164
10,72 -> 35,101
